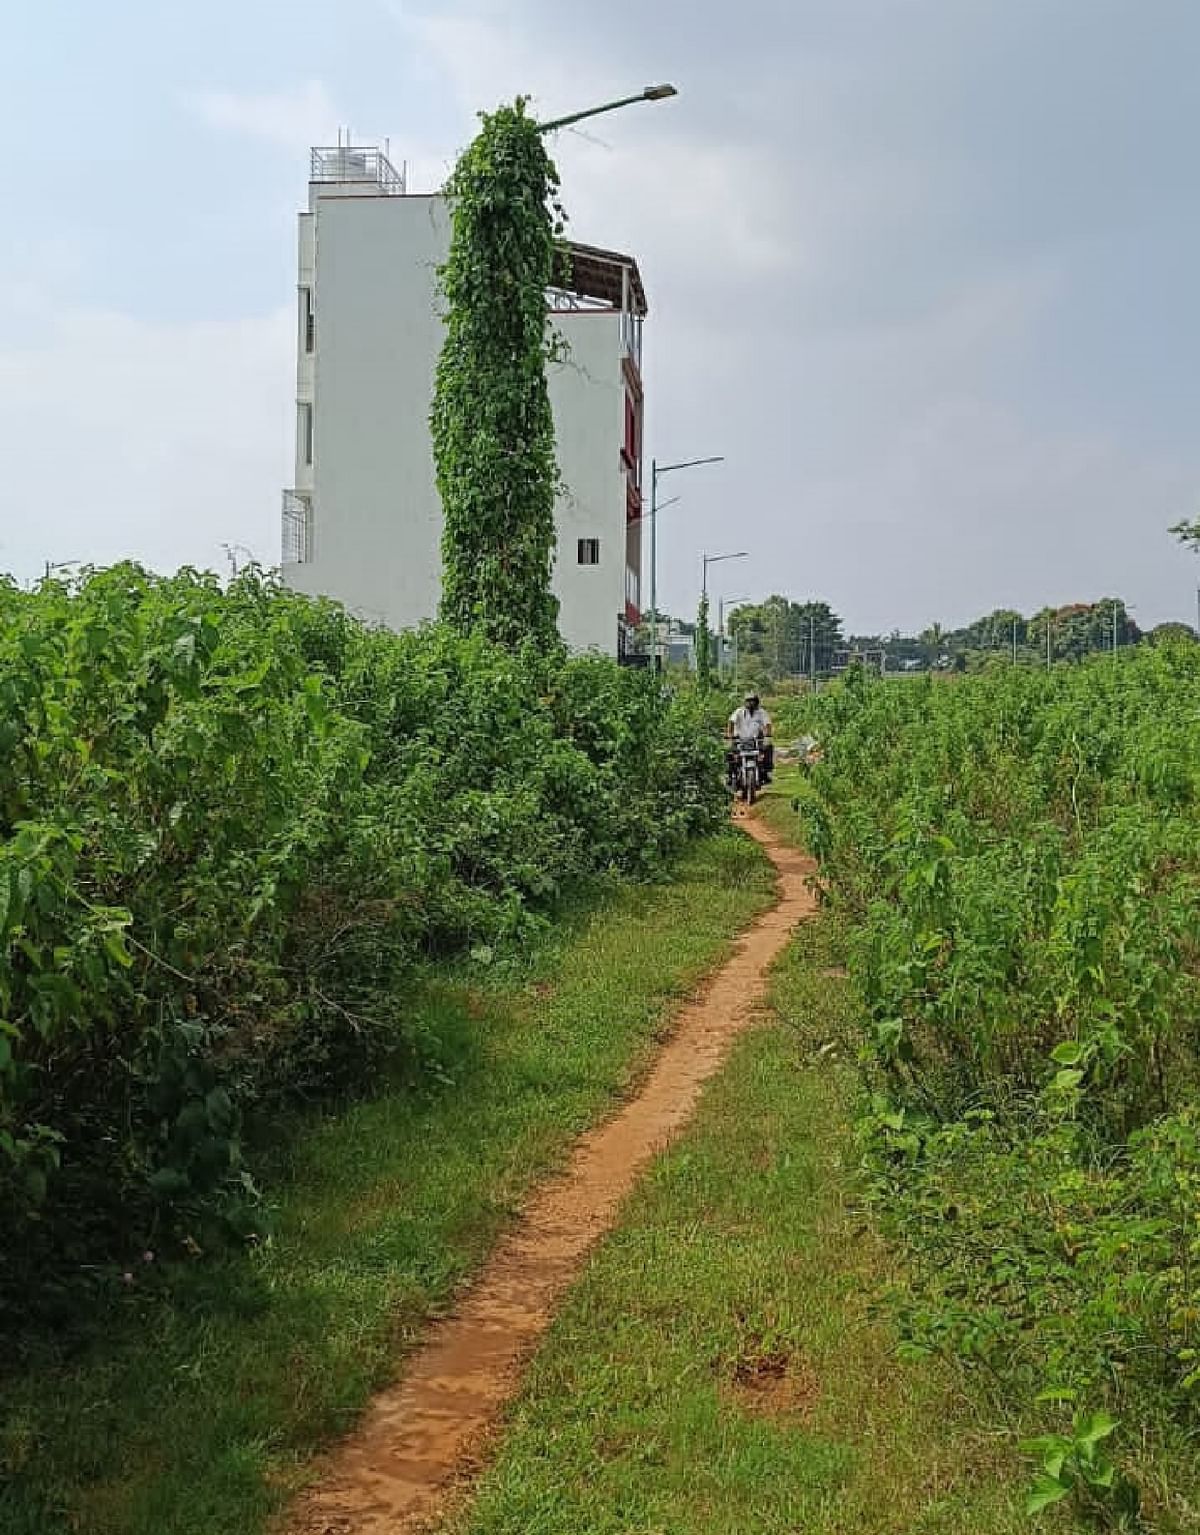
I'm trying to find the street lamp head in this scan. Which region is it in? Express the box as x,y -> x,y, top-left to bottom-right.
539,84 -> 680,134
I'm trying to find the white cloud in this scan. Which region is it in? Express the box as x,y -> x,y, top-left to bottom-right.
186,79 -> 339,150
0,303 -> 294,582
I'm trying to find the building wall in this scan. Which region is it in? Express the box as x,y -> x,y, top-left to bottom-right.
286,195 -> 447,628
547,311 -> 627,652
284,191 -> 637,654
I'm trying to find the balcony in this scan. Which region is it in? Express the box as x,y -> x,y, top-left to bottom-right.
281,490 -> 312,564
310,145 -> 405,194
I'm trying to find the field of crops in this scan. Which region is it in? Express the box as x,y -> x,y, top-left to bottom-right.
0,566 -> 725,1329
800,647 -> 1200,1527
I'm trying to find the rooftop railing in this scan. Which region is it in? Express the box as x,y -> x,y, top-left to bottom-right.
310,146 -> 405,194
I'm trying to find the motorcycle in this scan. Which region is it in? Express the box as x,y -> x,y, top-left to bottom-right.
730,736 -> 765,804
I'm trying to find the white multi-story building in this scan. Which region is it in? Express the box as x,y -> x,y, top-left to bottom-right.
281,144 -> 647,657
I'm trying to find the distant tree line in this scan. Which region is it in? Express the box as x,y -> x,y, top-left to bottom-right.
644,591 -> 1194,684
852,598 -> 1195,674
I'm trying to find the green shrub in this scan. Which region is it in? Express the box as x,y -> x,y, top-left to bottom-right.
0,566 -> 725,1326
802,649 -> 1200,1520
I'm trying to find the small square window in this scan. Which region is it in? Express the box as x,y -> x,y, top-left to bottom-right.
577,538 -> 600,565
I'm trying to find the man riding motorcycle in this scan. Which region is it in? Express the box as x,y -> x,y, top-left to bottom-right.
726,692 -> 774,787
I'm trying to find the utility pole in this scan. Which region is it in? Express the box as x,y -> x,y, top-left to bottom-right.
701,550 -> 748,598
700,552 -> 748,681
1046,616 -> 1052,670
1112,601 -> 1118,661
647,455 -> 724,670
1012,616 -> 1018,665
809,612 -> 816,687
649,459 -> 657,670
718,596 -> 750,681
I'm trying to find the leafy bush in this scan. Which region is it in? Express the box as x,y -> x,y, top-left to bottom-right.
802,646 -> 1200,1523
0,566 -> 725,1325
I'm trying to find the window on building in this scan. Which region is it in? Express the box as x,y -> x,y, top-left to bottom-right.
302,287 -> 315,353
301,402 -> 314,466
577,538 -> 600,565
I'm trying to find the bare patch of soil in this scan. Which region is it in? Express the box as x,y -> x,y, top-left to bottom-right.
727,1348 -> 821,1424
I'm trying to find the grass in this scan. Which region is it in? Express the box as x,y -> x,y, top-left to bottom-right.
445,781 -> 1083,1535
0,831 -> 775,1535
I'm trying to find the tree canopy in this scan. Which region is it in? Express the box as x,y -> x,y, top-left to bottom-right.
727,596 -> 844,682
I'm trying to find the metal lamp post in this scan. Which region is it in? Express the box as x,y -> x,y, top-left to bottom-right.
702,550 -> 748,597
698,553 -> 746,681
538,84 -> 678,134
718,595 -> 751,679
646,455 -> 724,668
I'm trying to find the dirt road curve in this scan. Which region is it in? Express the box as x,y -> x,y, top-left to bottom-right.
287,813 -> 816,1535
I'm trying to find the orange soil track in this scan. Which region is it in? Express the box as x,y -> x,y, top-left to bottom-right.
287,814 -> 815,1534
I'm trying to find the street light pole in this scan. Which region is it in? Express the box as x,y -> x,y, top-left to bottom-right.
647,454 -> 724,669
697,552 -> 745,686
538,84 -> 678,135
650,458 -> 657,667
718,595 -> 751,680
702,550 -> 748,597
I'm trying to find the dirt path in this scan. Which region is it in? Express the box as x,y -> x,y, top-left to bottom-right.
287,814 -> 815,1535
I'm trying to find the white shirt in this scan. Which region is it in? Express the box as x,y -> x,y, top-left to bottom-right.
729,705 -> 770,742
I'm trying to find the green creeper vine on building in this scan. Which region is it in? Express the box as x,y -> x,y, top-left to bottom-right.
431,99 -> 565,650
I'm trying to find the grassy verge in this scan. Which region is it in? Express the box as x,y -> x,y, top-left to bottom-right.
0,833 -> 774,1535
447,782 -> 1081,1535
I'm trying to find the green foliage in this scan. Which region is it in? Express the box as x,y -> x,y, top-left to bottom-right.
801,650 -> 1200,1525
728,595 -> 843,683
0,566 -> 726,1326
1023,1408 -> 1140,1527
695,592 -> 713,691
854,599 -> 1147,674
1148,621 -> 1197,646
1027,600 -> 1139,665
1170,516 -> 1200,554
432,99 -> 563,649
452,918 -> 1049,1535
1,833 -> 769,1535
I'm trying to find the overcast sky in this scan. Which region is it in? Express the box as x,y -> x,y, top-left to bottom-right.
3,0 -> 1198,633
